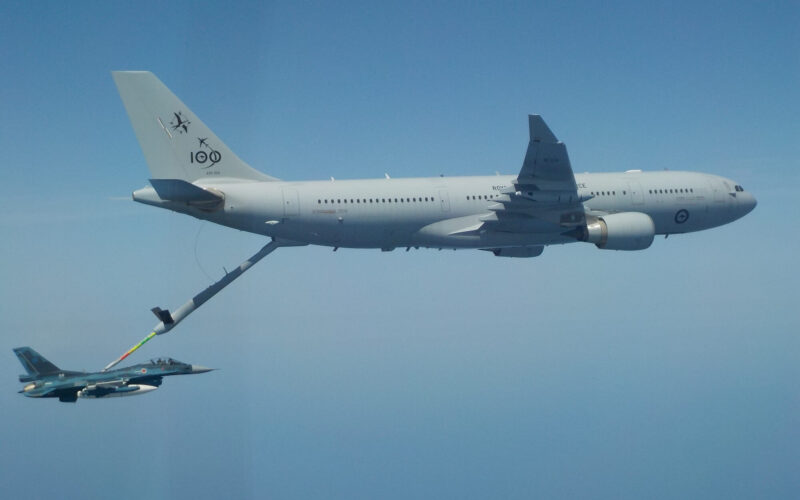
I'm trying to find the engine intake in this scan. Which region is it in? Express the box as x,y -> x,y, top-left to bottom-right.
582,212 -> 655,251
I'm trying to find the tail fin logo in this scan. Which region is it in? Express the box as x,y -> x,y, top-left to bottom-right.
190,137 -> 223,168
169,111 -> 191,134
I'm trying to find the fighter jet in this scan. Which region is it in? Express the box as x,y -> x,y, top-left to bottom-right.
13,347 -> 213,403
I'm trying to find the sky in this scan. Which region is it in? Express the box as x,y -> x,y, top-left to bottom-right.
1,1 -> 798,498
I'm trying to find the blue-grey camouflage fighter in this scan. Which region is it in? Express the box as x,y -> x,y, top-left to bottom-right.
14,347 -> 213,403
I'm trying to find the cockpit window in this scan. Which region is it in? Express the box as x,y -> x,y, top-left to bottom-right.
150,358 -> 179,365
735,185 -> 744,192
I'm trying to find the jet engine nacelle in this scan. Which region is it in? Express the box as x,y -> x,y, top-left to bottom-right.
584,212 -> 655,251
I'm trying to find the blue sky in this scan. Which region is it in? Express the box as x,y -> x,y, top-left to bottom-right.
1,1 -> 798,498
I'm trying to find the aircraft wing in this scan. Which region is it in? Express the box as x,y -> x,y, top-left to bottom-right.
127,374 -> 164,387
27,379 -> 87,400
517,115 -> 578,193
90,379 -> 128,389
478,115 -> 586,234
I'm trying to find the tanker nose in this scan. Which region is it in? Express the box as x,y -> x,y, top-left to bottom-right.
190,365 -> 214,374
738,191 -> 757,216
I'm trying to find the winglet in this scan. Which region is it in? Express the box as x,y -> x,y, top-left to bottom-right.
528,115 -> 558,143
518,115 -> 576,186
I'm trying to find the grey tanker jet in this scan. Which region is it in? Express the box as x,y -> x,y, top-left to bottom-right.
14,347 -> 212,403
114,72 -> 756,257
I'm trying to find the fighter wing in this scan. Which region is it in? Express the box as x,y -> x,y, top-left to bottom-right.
126,375 -> 164,387
90,379 -> 127,388
25,379 -> 88,401
481,115 -> 586,231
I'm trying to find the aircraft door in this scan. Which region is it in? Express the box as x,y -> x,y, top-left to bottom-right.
707,179 -> 730,209
282,188 -> 299,217
627,182 -> 644,206
438,190 -> 450,212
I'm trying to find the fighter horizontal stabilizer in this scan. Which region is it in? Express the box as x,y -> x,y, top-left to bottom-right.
151,307 -> 174,325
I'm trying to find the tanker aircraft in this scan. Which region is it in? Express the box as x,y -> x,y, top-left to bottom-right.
114,72 -> 756,258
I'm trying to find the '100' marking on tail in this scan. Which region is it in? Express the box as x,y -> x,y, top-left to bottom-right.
190,136 -> 223,168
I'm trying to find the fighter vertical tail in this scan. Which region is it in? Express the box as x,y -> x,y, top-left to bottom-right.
13,347 -> 60,377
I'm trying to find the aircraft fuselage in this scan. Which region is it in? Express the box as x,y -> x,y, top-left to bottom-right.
134,170 -> 756,251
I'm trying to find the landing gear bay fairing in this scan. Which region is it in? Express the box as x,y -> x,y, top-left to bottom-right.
114,71 -> 756,257
14,347 -> 213,403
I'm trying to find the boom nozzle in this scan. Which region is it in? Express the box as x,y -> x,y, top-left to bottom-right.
151,307 -> 174,324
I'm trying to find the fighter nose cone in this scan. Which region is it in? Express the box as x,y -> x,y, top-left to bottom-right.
190,365 -> 214,374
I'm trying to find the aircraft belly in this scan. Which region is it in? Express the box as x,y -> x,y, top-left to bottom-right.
415,231 -> 573,249
272,208 -> 576,249
283,211 -> 441,248
414,215 -> 573,249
